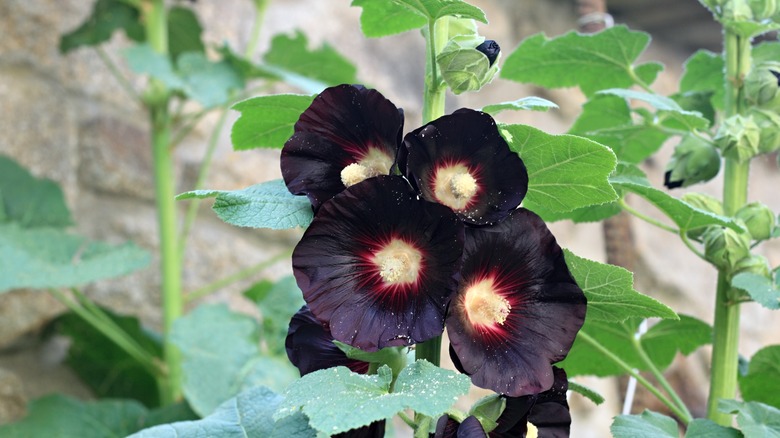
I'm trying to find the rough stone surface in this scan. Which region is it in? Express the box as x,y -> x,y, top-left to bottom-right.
0,368 -> 26,425
0,291 -> 65,350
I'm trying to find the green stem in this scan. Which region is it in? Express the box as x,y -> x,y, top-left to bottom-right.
707,30 -> 751,425
49,289 -> 161,376
398,412 -> 416,429
169,109 -> 209,149
415,336 -> 441,367
619,198 -> 678,234
679,231 -> 707,261
184,249 -> 292,302
413,414 -> 433,438
632,336 -> 693,422
578,331 -> 692,422
245,0 -> 270,58
422,18 -> 448,124
178,107 -> 230,256
95,47 -> 140,101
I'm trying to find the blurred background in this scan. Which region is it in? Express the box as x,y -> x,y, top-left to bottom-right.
1,0 -> 779,436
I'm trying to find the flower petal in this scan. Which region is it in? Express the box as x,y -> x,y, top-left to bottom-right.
447,209 -> 586,396
281,84 -> 404,209
404,109 -> 528,225
292,175 -> 464,351
285,305 -> 369,376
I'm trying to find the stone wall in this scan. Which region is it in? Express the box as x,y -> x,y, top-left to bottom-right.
1,0 -> 779,436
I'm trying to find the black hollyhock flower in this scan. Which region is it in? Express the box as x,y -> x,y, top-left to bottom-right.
433,415 -> 487,438
446,209 -> 586,397
403,109 -> 528,225
292,175 -> 464,352
285,305 -> 369,376
281,84 -> 404,209
492,367 -> 571,438
476,40 -> 501,66
335,421 -> 386,438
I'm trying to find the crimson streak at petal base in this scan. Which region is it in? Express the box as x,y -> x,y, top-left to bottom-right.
447,209 -> 586,397
404,109 -> 528,225
281,84 -> 404,209
292,175 -> 464,352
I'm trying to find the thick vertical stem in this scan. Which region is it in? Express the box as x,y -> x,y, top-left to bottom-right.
707,31 -> 751,425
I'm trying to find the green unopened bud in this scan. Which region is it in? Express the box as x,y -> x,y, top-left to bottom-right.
735,202 -> 776,240
748,0 -> 777,19
749,108 -> 780,154
703,227 -> 751,270
682,192 -> 724,216
723,0 -> 755,21
733,254 -> 771,277
745,61 -> 780,106
437,36 -> 500,95
664,135 -> 721,189
715,114 -> 761,163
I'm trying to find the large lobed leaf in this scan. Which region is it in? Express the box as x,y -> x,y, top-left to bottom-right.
171,304 -> 297,417
0,155 -> 72,228
501,25 -> 662,96
719,400 -> 780,437
732,273 -> 780,310
276,361 -> 470,435
0,223 -> 150,293
740,345 -> 780,409
230,94 -> 314,151
501,124 -> 617,214
59,0 -> 145,53
176,179 -> 313,230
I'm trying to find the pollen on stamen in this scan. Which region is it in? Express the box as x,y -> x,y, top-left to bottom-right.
450,173 -> 478,199
373,239 -> 423,286
341,163 -> 371,187
464,278 -> 511,327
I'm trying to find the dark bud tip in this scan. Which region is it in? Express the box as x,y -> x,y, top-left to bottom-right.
663,170 -> 683,189
475,40 -> 500,66
771,70 -> 780,86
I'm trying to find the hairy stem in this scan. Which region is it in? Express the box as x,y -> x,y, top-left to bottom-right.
422,18 -> 449,124
632,336 -> 693,421
619,198 -> 678,234
245,0 -> 270,58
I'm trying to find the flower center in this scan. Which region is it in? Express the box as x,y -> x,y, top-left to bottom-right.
374,239 -> 422,285
433,164 -> 479,210
463,278 -> 511,327
340,148 -> 394,188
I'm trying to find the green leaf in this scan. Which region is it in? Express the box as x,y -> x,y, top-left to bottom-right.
482,97 -> 558,115
564,250 -> 677,322
218,44 -> 279,81
535,201 -> 622,224
611,176 -> 744,232
124,44 -> 184,89
641,315 -> 713,369
468,394 -> 504,433
59,0 -> 145,53
350,0 -> 428,37
739,345 -> 780,409
672,91 -> 716,126
167,6 -> 205,62
0,156 -> 72,228
176,179 -> 313,230
680,50 -> 725,111
172,304 -> 298,416
390,0 -> 487,23
252,276 -> 305,355
567,380 -> 605,405
263,31 -> 357,93
230,94 -> 314,151
0,395 -> 147,437
752,41 -> 780,65
598,88 -> 710,130
719,400 -> 780,438
501,25 -> 658,96
732,273 -> 780,310
611,410 -> 678,438
129,386 -> 316,438
334,341 -> 405,365
242,279 -> 274,302
685,419 -> 742,438
568,95 -> 670,164
57,309 -> 162,408
0,223 -> 151,293
276,361 -> 470,435
501,124 -> 617,213
176,52 -> 243,108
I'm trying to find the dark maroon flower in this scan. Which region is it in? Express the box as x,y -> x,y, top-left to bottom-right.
403,109 -> 528,225
281,84 -> 404,209
493,368 -> 571,438
285,305 -> 369,376
335,421 -> 386,438
433,415 -> 487,438
292,175 -> 464,351
446,208 -> 586,396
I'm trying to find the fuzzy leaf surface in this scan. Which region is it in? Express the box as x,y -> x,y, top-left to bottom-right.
172,304 -> 297,416
739,345 -> 780,409
501,26 -> 658,95
0,156 -> 72,228
680,50 -> 725,111
482,97 -> 558,115
59,0 -> 144,53
719,400 -> 780,437
732,273 -> 780,310
611,410 -> 678,438
276,361 -> 470,435
167,6 -> 204,61
231,94 -> 314,150
685,419 -> 742,438
0,223 -> 150,293
129,386 -> 316,438
598,88 -> 710,130
502,124 -> 617,213
176,179 -> 313,230
176,52 -> 243,108
350,0 -> 427,37
390,0 -> 487,22
249,276 -> 305,355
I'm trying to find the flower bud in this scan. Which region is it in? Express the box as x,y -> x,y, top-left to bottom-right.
735,202 -> 776,241
682,192 -> 724,216
664,135 -> 721,189
437,36 -> 500,95
475,40 -> 501,66
723,0 -> 755,21
733,254 -> 771,277
714,114 -> 761,163
750,108 -> 780,154
745,61 -> 780,106
748,0 -> 777,19
703,226 -> 751,271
